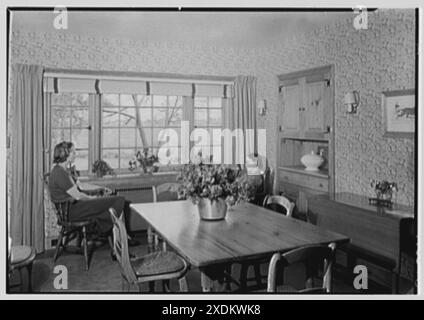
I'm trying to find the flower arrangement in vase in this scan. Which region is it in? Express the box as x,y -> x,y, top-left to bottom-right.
177,162 -> 255,220
128,148 -> 160,174
92,159 -> 115,178
370,179 -> 398,206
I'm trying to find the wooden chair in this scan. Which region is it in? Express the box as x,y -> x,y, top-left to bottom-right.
8,245 -> 36,292
43,175 -> 96,271
263,195 -> 295,217
267,244 -> 335,293
149,183 -> 182,252
238,194 -> 295,291
109,208 -> 189,292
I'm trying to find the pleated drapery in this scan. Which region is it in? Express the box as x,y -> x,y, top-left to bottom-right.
10,64 -> 45,252
228,76 -> 257,165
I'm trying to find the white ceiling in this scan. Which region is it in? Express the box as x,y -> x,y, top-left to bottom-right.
11,10 -> 353,48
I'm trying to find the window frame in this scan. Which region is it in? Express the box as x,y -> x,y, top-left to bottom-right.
47,90 -> 228,177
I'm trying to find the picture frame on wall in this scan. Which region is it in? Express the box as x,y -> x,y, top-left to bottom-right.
382,89 -> 415,138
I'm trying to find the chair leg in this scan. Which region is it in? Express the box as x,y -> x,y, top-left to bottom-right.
19,269 -> 24,293
224,265 -> 232,291
154,234 -> 160,252
253,263 -> 262,287
162,280 -> 171,292
148,281 -> 155,292
53,228 -> 64,262
138,283 -> 144,292
82,226 -> 89,271
179,277 -> 188,292
122,278 -> 130,292
239,263 -> 248,291
147,226 -> 153,253
76,232 -> 82,248
27,263 -> 33,292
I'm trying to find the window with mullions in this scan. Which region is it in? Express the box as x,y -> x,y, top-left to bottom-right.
193,97 -> 223,161
101,94 -> 183,170
50,93 -> 90,171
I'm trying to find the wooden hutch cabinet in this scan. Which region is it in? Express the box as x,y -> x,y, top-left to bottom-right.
276,65 -> 335,215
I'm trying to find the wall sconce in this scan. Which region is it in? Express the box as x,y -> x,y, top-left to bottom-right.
344,91 -> 360,114
258,99 -> 267,116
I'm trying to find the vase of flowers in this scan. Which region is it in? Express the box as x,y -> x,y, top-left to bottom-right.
371,179 -> 398,202
128,148 -> 160,174
92,159 -> 115,178
177,162 -> 255,221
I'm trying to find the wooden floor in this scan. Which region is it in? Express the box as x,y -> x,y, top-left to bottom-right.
8,233 -> 414,294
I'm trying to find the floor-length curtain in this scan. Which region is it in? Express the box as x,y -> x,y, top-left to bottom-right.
230,76 -> 257,165
10,64 -> 45,252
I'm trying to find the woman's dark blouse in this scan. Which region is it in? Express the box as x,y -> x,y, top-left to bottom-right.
49,165 -> 75,202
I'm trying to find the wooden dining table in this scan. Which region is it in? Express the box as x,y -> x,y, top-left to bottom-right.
130,200 -> 350,292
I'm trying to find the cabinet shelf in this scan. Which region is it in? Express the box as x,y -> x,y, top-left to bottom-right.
279,166 -> 329,179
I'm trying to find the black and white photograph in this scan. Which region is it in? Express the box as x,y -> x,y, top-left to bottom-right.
3,1 -> 419,299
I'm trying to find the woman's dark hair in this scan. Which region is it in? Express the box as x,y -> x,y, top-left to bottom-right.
53,141 -> 74,164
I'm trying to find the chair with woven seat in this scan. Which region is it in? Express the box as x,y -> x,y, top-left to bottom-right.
109,208 -> 189,292
238,194 -> 295,291
149,183 -> 182,252
8,245 -> 36,292
267,244 -> 335,293
43,174 -> 96,271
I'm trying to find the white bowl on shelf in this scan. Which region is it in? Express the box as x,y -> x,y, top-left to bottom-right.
300,151 -> 324,172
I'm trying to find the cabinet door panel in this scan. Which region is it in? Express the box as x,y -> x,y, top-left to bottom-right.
281,84 -> 301,137
304,80 -> 327,138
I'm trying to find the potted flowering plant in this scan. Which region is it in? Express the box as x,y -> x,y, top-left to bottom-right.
92,159 -> 115,178
371,179 -> 398,202
177,162 -> 255,220
128,148 -> 160,174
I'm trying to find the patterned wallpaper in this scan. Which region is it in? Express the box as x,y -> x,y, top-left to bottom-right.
256,9 -> 415,206
9,8 -> 415,213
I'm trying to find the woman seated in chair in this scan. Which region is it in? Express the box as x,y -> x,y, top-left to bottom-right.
48,141 -> 125,239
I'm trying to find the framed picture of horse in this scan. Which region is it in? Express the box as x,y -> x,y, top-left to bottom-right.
382,89 -> 415,138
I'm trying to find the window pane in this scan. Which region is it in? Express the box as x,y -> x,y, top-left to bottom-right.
167,108 -> 182,126
102,108 -> 120,127
120,107 -> 136,127
72,108 -> 89,127
102,94 -> 119,106
136,128 -> 153,149
135,108 -> 152,126
72,128 -> 89,149
120,94 -> 136,106
194,97 -> 208,108
120,128 -> 137,148
153,128 -> 166,147
72,94 -> 89,106
153,95 -> 167,107
51,129 -> 71,147
194,109 -> 207,126
103,129 -> 120,148
137,95 -> 151,106
209,97 -> 222,108
153,108 -> 167,126
120,149 -> 136,169
52,93 -> 73,106
154,127 -> 181,147
102,149 -> 119,169
169,96 -> 183,107
158,146 -> 180,164
209,109 -> 222,126
51,107 -> 71,127
74,149 -> 88,171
